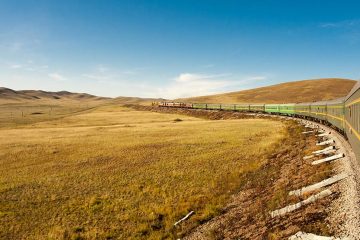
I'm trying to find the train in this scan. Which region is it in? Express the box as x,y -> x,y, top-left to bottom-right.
158,81 -> 360,162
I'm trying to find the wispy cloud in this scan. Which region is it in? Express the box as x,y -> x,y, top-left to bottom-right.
82,73 -> 111,81
121,67 -> 149,75
48,72 -> 67,81
319,19 -> 360,28
122,70 -> 138,75
156,72 -> 267,99
82,65 -> 149,82
10,64 -> 22,69
202,64 -> 215,68
319,19 -> 360,44
82,64 -> 116,81
174,73 -> 230,82
96,65 -> 108,73
247,76 -> 266,81
9,42 -> 24,52
7,61 -> 49,72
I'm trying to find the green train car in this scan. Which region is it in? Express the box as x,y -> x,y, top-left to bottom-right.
279,104 -> 295,115
326,98 -> 345,132
206,104 -> 221,110
310,102 -> 327,121
265,104 -> 279,114
192,103 -> 207,109
294,103 -> 311,117
249,104 -> 265,112
235,104 -> 250,111
265,104 -> 295,115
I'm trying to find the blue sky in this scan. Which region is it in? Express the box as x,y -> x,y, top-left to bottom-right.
0,0 -> 360,98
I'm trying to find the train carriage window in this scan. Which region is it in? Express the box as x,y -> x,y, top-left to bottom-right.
355,104 -> 360,132
354,105 -> 357,131
355,105 -> 357,132
349,106 -> 351,118
358,104 -> 360,132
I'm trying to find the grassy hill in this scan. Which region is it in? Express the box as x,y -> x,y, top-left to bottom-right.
0,87 -> 109,104
0,87 -> 165,106
177,78 -> 357,104
0,87 -> 166,127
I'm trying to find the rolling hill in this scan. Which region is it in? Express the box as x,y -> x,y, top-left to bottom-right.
0,87 -> 165,106
177,78 -> 357,104
0,87 -> 109,104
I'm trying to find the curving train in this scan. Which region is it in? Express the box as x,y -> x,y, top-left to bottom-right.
159,81 -> 360,162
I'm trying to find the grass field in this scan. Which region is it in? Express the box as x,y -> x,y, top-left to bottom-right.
0,101 -> 108,128
0,104 -> 285,239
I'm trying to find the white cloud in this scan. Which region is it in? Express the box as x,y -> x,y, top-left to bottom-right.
155,72 -> 267,99
121,67 -> 149,75
8,61 -> 49,72
122,70 -> 137,75
82,73 -> 111,81
48,72 -> 67,81
202,64 -> 215,68
96,65 -> 108,73
320,23 -> 340,28
10,64 -> 22,69
82,64 -> 116,81
247,76 -> 267,81
175,73 -> 230,82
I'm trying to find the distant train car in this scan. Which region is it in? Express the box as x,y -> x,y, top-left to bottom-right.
182,103 -> 193,108
235,104 -> 250,111
265,104 -> 295,115
279,104 -> 296,115
310,101 -> 327,122
249,104 -> 265,112
326,98 -> 345,132
265,104 -> 279,114
192,103 -> 207,109
206,103 -> 221,110
220,104 -> 237,111
294,103 -> 311,117
158,102 -> 192,108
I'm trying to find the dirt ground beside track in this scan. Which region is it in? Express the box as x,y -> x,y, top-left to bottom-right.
185,126 -> 336,240
128,105 -> 339,239
126,105 -> 262,120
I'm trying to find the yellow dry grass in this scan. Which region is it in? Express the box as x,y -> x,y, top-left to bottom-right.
0,101 -> 108,128
0,104 -> 285,239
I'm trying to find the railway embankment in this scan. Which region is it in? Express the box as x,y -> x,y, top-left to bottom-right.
128,104 -> 360,239
304,120 -> 360,238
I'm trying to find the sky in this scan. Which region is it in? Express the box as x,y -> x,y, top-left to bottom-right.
0,0 -> 360,99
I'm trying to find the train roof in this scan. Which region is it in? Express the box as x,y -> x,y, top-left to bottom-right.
295,102 -> 312,106
265,103 -> 296,105
311,97 -> 345,105
324,97 -> 345,105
